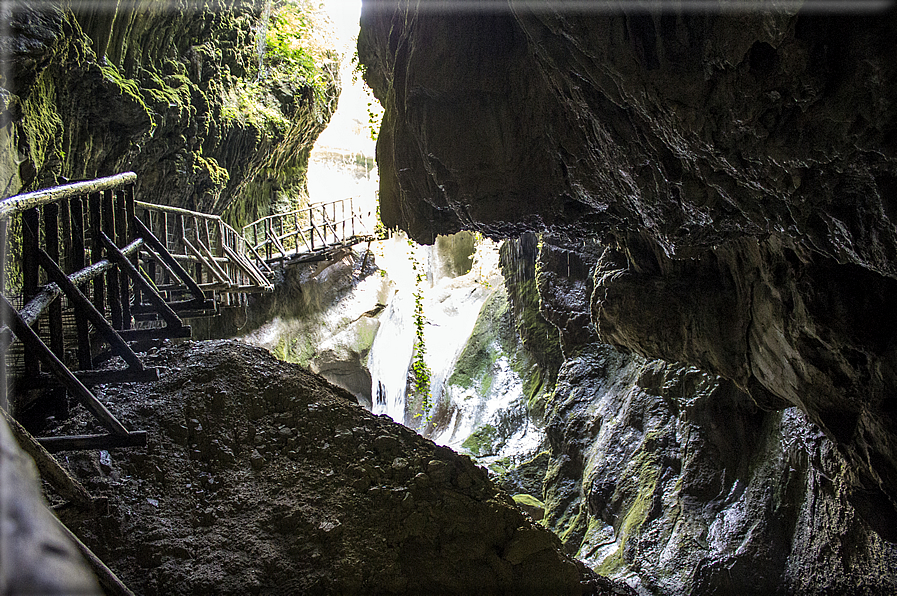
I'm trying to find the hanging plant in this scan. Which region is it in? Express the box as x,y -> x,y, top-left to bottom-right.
409,242 -> 433,421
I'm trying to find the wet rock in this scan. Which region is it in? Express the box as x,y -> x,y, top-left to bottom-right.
249,449 -> 265,470
373,434 -> 401,457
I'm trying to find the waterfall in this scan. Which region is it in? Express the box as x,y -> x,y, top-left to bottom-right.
368,288 -> 414,422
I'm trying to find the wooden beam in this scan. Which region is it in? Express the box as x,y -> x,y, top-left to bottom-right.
133,217 -> 207,300
50,515 -> 138,596
27,367 -> 160,389
0,409 -> 94,510
116,326 -> 192,341
0,172 -> 136,220
38,431 -> 147,453
38,248 -> 146,372
0,294 -> 129,437
101,232 -> 184,330
0,417 -> 102,595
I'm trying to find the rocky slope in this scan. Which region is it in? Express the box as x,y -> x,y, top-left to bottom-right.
52,339 -> 603,595
358,0 -> 897,545
1,0 -> 338,224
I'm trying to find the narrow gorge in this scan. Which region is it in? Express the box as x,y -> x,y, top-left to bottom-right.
2,0 -> 897,595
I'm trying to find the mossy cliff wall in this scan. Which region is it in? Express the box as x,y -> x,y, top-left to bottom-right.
1,0 -> 338,225
357,0 -> 897,553
494,233 -> 897,594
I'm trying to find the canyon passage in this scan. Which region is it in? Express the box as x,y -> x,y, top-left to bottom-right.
2,0 -> 897,595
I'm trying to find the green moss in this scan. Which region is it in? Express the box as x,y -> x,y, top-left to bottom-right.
557,506 -> 587,545
19,75 -> 65,173
98,62 -> 155,131
194,154 -> 230,189
142,70 -> 193,115
461,424 -> 498,458
264,6 -> 323,99
271,334 -> 316,366
220,79 -> 291,134
447,289 -> 509,391
512,493 -> 546,510
595,450 -> 661,575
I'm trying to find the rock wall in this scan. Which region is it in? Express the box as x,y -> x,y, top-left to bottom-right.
1,0 -> 338,224
520,234 -> 897,594
357,0 -> 897,544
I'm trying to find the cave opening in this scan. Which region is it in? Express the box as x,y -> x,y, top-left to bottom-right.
3,0 -> 897,595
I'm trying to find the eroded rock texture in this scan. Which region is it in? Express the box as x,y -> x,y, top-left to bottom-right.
358,0 -> 897,538
1,0 -> 338,224
506,234 -> 897,593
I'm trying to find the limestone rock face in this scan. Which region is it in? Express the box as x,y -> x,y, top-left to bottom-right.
1,0 -> 338,224
544,343 -> 897,595
519,235 -> 897,594
358,1 -> 897,534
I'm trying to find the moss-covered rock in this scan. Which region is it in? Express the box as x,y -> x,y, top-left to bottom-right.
542,341 -> 897,595
1,0 -> 338,226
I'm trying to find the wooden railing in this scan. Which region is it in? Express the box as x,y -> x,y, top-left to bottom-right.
0,173 -> 371,455
135,201 -> 273,308
0,173 -> 153,450
0,173 -> 273,453
242,197 -> 372,269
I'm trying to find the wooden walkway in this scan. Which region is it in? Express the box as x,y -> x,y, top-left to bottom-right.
242,196 -> 374,271
0,172 -> 370,453
0,171 -> 374,594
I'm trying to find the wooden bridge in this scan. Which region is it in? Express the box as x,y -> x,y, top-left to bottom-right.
0,172 -> 371,454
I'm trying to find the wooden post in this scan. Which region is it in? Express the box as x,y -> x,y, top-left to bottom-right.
22,207 -> 40,380
44,202 -> 64,360
0,294 -> 129,436
294,210 -> 301,256
265,218 -> 272,262
128,188 -> 142,308
43,202 -> 67,416
115,189 -> 131,330
161,211 -> 170,288
89,192 -> 105,317
0,408 -> 94,509
69,196 -> 91,370
38,247 -> 146,372
102,190 -> 122,330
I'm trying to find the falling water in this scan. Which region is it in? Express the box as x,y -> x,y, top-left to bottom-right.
264,0 -> 544,464
368,289 -> 414,421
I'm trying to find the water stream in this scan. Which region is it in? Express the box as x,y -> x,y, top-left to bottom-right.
250,0 -> 546,467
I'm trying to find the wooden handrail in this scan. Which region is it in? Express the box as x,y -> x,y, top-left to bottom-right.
240,197 -> 371,267
0,173 -> 137,219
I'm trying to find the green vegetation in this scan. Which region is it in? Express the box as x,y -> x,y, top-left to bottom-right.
20,75 -> 67,173
264,2 -> 325,101
409,242 -> 433,422
512,493 -> 545,510
351,51 -> 384,141
220,79 -> 290,135
461,424 -> 498,457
